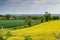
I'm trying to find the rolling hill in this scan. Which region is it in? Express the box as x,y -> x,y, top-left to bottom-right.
8,20 -> 60,40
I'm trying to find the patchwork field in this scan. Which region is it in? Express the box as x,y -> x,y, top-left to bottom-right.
6,20 -> 60,40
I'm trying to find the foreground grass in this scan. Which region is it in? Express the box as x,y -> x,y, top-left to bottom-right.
6,20 -> 60,40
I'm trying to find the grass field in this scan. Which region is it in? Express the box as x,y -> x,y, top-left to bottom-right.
0,20 -> 25,28
0,20 -> 40,28
6,20 -> 60,40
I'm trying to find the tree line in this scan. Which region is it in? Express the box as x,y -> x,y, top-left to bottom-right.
0,12 -> 60,20
0,12 -> 60,26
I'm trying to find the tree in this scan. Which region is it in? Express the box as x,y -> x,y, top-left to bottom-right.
0,15 -> 3,17
0,15 -> 4,20
56,16 -> 60,19
44,12 -> 53,21
12,16 -> 18,20
40,16 -> 46,23
31,16 -> 40,20
53,16 -> 60,20
5,14 -> 11,20
24,16 -> 32,26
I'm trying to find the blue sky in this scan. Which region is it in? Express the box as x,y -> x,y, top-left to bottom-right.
0,0 -> 60,14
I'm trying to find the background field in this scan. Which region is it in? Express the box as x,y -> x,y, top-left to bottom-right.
0,20 -> 41,28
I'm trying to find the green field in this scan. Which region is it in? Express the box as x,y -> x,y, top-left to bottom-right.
0,20 -> 40,28
0,20 -> 25,28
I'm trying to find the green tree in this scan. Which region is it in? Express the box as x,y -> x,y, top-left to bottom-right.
0,27 -> 12,40
53,16 -> 60,20
40,16 -> 46,23
24,16 -> 32,26
5,14 -> 11,20
44,12 -> 53,21
12,16 -> 18,20
56,16 -> 60,19
0,15 -> 4,20
0,15 -> 3,17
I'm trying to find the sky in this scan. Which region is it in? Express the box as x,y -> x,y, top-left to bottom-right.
0,0 -> 60,14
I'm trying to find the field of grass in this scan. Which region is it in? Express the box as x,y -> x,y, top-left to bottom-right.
6,20 -> 60,40
0,20 -> 40,28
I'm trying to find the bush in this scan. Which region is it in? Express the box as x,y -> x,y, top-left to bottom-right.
24,35 -> 32,40
0,27 -> 12,40
24,16 -> 32,26
53,32 -> 60,40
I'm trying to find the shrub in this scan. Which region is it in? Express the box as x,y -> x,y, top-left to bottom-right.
0,27 -> 12,40
53,32 -> 60,40
24,16 -> 32,26
24,35 -> 32,40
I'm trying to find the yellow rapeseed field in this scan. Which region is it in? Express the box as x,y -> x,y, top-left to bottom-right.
7,20 -> 60,40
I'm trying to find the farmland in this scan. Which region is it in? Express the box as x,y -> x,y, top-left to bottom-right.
0,20 -> 24,28
0,20 -> 60,40
0,13 -> 60,40
9,20 -> 60,40
0,20 -> 40,28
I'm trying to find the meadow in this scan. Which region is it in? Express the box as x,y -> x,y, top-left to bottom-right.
0,20 -> 60,40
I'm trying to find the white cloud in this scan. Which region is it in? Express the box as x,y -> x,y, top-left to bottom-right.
1,0 -> 60,14
46,4 -> 60,14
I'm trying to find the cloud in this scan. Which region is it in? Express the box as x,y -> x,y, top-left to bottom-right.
0,0 -> 60,14
7,0 -> 60,6
46,4 -> 60,14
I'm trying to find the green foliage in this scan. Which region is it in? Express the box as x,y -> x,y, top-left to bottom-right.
0,29 -> 4,40
0,20 -> 25,28
40,16 -> 46,23
0,20 -> 40,28
0,27 -> 12,40
53,16 -> 60,20
5,14 -> 11,20
53,32 -> 60,40
12,16 -> 18,20
44,12 -> 53,21
24,36 -> 32,40
5,30 -> 12,40
24,16 -> 32,26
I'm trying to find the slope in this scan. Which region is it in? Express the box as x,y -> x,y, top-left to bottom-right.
8,20 -> 60,40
